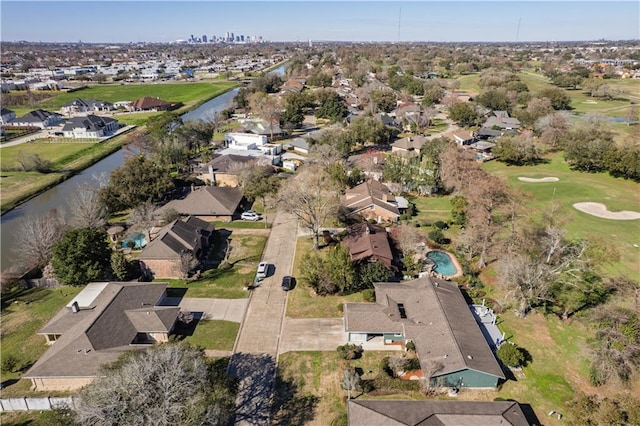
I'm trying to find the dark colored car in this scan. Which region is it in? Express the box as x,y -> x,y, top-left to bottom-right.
281,275 -> 295,291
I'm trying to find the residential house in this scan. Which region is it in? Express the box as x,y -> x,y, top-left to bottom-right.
344,276 -> 506,388
23,282 -> 179,391
0,107 -> 16,125
225,132 -> 268,149
341,223 -> 395,271
137,216 -> 215,279
239,118 -> 285,140
130,96 -> 181,112
197,154 -> 259,186
347,151 -> 386,181
60,98 -> 114,115
391,135 -> 427,156
8,109 -> 64,128
280,78 -> 305,94
484,110 -> 521,130
284,138 -> 309,154
156,186 -> 244,222
374,113 -> 401,130
451,129 -> 475,146
61,114 -> 119,138
348,400 -> 532,426
342,180 -> 400,223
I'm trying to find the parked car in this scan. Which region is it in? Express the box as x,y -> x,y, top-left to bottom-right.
257,262 -> 268,279
241,210 -> 261,221
281,275 -> 295,291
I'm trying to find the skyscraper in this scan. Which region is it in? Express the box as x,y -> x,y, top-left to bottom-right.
202,35 -> 207,43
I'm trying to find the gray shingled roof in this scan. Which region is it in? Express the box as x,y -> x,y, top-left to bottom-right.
24,282 -> 176,380
348,400 -> 531,426
157,186 -> 243,217
61,98 -> 114,109
344,277 -> 504,380
137,216 -> 214,261
343,181 -> 400,217
61,114 -> 118,132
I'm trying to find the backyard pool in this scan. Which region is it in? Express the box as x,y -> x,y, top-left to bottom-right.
426,250 -> 458,276
122,232 -> 147,249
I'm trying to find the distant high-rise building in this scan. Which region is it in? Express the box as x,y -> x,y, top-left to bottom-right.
202,35 -> 207,43
240,35 -> 245,42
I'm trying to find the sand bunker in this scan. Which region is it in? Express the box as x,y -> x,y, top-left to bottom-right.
573,202 -> 640,220
517,177 -> 560,183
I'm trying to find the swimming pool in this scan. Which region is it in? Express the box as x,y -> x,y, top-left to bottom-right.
426,250 -> 457,276
122,232 -> 147,249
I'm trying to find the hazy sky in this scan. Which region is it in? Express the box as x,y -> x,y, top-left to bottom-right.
1,1 -> 638,43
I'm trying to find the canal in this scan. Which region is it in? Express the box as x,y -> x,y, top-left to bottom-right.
0,62 -> 289,273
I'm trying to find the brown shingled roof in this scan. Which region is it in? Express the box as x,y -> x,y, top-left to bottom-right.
157,186 -> 243,217
341,223 -> 395,270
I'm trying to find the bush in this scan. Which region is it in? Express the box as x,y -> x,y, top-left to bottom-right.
362,289 -> 376,302
337,343 -> 363,360
433,220 -> 449,230
405,341 -> 416,351
428,228 -> 447,244
497,343 -> 526,367
1,354 -> 20,373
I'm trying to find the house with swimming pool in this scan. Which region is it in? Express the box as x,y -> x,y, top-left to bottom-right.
344,276 -> 505,388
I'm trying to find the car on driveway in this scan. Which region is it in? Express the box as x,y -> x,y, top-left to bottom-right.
241,211 -> 261,221
281,276 -> 295,291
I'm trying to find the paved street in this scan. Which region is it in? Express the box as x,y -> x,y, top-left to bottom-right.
229,210 -> 298,425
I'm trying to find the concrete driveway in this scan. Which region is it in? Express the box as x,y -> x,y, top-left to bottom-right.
278,318 -> 347,354
177,298 -> 248,322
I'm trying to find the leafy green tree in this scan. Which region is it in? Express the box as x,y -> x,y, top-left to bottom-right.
146,112 -> 182,142
348,115 -> 397,146
357,262 -> 391,289
477,88 -> 512,112
76,343 -> 236,426
99,155 -> 175,212
447,102 -> 478,124
110,251 -> 139,281
428,228 -> 446,244
496,343 -> 525,367
327,244 -> 357,294
369,89 -> 397,113
52,228 -> 111,285
493,136 -> 542,165
563,124 -> 614,172
307,72 -> 333,87
450,195 -> 467,226
249,73 -> 282,93
539,87 -> 572,110
421,82 -> 445,106
315,93 -> 348,123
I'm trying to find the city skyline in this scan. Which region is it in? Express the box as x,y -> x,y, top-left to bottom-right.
1,1 -> 639,44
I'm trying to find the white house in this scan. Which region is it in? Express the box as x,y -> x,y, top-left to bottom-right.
224,132 -> 268,150
61,115 -> 119,138
8,110 -> 64,128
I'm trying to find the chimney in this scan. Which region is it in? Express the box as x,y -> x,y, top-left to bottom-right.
382,194 -> 388,202
71,301 -> 79,313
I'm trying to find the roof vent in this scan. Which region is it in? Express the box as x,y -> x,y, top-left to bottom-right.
71,301 -> 79,313
467,355 -> 473,360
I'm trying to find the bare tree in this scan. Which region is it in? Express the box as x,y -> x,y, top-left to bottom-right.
76,343 -> 235,426
129,202 -> 157,243
179,251 -> 198,279
277,166 -> 339,249
68,184 -> 108,229
341,367 -> 361,399
249,92 -> 281,140
13,209 -> 66,270
308,143 -> 344,172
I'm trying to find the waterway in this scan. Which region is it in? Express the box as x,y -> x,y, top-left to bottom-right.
0,62 -> 290,272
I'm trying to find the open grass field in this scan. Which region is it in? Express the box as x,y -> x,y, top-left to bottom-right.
484,153 -> 640,279
0,141 -> 95,170
0,286 -> 82,398
0,130 -> 133,213
286,237 -> 366,318
8,82 -> 238,117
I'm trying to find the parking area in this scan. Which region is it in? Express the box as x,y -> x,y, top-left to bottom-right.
278,318 -> 348,354
162,297 -> 249,323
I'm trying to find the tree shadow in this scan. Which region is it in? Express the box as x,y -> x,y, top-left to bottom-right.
227,353 -> 278,425
271,363 -> 319,425
1,287 -> 51,311
171,313 -> 203,339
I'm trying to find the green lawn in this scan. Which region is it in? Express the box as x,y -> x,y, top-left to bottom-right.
484,153 -> 640,279
0,286 -> 82,397
10,82 -> 238,114
0,141 -> 95,170
456,73 -> 481,95
286,237 -> 366,318
182,320 -> 239,351
0,131 -> 132,214
406,194 -> 453,225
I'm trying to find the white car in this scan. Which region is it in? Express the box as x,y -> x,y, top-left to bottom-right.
241,211 -> 261,221
257,262 -> 268,279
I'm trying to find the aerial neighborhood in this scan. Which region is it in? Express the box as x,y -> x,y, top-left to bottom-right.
1,30 -> 639,426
